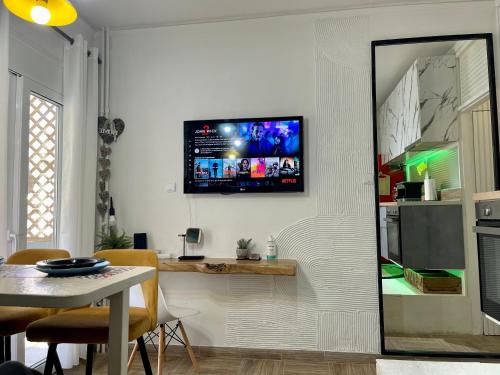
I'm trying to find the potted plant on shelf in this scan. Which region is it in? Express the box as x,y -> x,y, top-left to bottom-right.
236,238 -> 252,260
96,227 -> 133,250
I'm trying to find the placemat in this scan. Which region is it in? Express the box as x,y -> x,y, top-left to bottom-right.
0,265 -> 135,279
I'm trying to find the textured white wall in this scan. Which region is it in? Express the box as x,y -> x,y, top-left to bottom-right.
109,1 -> 496,353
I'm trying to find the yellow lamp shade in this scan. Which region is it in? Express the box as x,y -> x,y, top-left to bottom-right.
3,0 -> 77,26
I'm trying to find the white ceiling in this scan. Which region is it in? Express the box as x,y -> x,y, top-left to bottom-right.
72,0 -> 481,30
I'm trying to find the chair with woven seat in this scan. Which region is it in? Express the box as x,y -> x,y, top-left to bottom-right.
26,249 -> 158,375
127,284 -> 200,374
0,249 -> 70,367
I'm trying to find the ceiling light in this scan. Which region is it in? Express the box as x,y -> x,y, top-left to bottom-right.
3,0 -> 78,26
30,1 -> 51,25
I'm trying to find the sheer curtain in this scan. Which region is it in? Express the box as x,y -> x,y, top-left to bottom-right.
57,35 -> 99,368
0,4 -> 9,260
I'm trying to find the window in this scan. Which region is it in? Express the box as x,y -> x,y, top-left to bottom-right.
27,94 -> 58,243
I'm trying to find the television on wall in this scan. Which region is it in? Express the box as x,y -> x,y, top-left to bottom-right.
184,116 -> 304,194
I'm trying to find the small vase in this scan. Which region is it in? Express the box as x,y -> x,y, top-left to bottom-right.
236,248 -> 249,259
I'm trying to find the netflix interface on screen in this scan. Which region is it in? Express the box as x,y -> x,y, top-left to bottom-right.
184,118 -> 303,193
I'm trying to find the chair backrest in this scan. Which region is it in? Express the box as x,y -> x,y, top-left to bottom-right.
94,249 -> 158,328
130,284 -> 171,323
6,249 -> 70,265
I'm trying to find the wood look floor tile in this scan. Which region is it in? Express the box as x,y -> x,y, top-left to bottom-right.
281,349 -> 325,361
238,359 -> 284,375
330,363 -> 376,375
240,348 -> 283,360
61,341 -> 500,375
199,346 -> 242,358
196,357 -> 242,374
283,360 -> 330,375
324,352 -> 377,364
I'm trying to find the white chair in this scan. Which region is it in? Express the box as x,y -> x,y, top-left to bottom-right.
128,284 -> 200,374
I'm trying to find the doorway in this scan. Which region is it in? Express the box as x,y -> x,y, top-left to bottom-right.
7,72 -> 62,367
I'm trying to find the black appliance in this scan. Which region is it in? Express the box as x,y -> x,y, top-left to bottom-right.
183,116 -> 304,194
475,200 -> 500,322
384,206 -> 402,265
133,233 -> 148,249
394,181 -> 424,201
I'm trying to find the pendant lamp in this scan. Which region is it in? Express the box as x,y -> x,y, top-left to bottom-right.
3,0 -> 77,26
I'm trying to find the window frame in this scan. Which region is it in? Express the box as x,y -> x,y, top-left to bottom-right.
18,76 -> 63,249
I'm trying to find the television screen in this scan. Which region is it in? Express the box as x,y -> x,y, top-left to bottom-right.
184,116 -> 304,193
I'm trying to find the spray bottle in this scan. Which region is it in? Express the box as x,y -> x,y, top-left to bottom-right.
266,235 -> 277,260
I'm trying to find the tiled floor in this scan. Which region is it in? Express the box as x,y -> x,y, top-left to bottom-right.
62,341 -> 500,375
65,351 -> 377,375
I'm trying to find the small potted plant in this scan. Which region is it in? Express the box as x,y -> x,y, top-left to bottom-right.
236,238 -> 252,260
96,227 -> 133,250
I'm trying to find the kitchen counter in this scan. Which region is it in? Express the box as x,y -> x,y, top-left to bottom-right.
380,200 -> 461,207
473,191 -> 500,201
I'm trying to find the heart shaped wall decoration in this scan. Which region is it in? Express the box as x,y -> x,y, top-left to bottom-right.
99,191 -> 109,202
113,119 -> 125,140
99,158 -> 111,169
98,117 -> 126,144
100,145 -> 112,158
97,203 -> 107,216
98,117 -> 115,144
99,169 -> 111,180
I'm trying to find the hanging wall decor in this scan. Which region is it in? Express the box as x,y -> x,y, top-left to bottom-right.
96,116 -> 125,232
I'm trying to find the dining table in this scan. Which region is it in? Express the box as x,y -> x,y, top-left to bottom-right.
0,264 -> 155,375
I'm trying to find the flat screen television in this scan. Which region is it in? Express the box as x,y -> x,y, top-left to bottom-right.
184,116 -> 304,194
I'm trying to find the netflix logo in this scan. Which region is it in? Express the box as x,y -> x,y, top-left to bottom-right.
282,178 -> 297,184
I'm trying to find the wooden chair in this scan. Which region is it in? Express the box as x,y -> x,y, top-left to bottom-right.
26,249 -> 158,375
0,249 -> 70,368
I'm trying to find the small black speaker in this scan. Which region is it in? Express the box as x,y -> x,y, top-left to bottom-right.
133,233 -> 148,249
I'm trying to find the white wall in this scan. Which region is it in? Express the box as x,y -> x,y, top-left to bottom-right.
109,1 -> 497,353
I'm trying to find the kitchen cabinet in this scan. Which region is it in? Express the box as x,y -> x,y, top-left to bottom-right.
378,55 -> 459,164
399,203 -> 465,269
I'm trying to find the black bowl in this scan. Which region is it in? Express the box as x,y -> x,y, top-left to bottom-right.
36,257 -> 106,269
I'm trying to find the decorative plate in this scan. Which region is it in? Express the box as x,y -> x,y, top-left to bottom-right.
36,257 -> 106,269
36,260 -> 110,276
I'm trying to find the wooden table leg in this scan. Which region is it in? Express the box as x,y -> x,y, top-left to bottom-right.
109,289 -> 129,375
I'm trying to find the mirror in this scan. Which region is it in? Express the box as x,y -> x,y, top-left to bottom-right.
372,34 -> 500,355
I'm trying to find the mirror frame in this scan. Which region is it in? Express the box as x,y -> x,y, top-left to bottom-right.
371,33 -> 500,358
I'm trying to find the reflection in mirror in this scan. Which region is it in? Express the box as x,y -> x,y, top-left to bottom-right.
373,36 -> 500,355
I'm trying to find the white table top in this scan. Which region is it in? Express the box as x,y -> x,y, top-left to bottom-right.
0,265 -> 155,308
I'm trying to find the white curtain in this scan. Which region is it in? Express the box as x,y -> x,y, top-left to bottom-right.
58,35 -> 99,368
0,5 -> 9,260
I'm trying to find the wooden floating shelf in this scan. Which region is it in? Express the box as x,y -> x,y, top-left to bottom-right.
158,258 -> 297,276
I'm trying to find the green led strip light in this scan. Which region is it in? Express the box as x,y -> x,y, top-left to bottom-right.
405,149 -> 450,177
